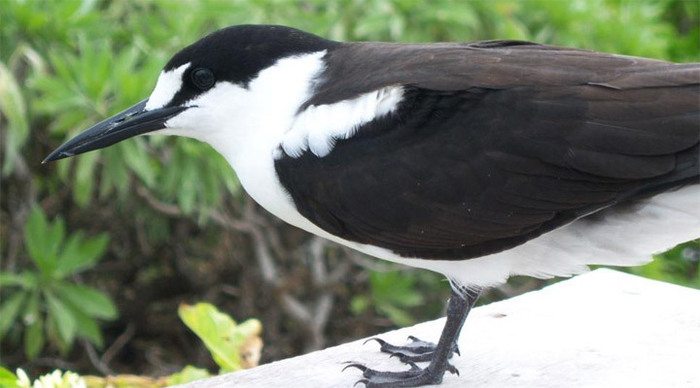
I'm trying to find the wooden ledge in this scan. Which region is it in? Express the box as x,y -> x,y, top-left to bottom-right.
178,269 -> 700,387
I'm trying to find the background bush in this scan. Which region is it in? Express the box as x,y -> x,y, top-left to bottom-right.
1,0 -> 698,379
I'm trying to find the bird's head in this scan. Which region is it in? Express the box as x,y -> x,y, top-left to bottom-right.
44,25 -> 337,163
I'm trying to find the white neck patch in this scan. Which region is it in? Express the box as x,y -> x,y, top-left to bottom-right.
144,53 -> 404,159
280,86 -> 404,158
145,63 -> 190,110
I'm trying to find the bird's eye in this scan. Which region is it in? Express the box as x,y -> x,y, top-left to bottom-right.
191,68 -> 216,90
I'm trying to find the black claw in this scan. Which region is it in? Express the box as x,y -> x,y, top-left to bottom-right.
342,357 -> 457,386
343,363 -> 368,373
395,352 -> 434,363
364,337 -> 387,346
354,379 -> 369,387
369,334 -> 460,367
446,364 -> 459,376
388,350 -> 409,360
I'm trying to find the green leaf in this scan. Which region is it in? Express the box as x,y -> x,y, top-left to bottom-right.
75,232 -> 109,266
122,139 -> 156,187
166,365 -> 211,385
45,217 -> 66,265
45,292 -> 76,346
25,314 -> 45,360
23,292 -> 44,360
378,304 -> 415,327
350,296 -> 369,315
44,312 -> 69,355
68,303 -> 104,347
55,232 -> 108,276
53,231 -> 84,274
178,302 -> 262,372
177,164 -> 198,214
56,283 -> 117,320
0,61 -> 29,176
0,366 -> 17,387
178,302 -> 240,371
0,291 -> 27,339
0,271 -> 36,289
23,207 -> 66,277
73,152 -> 98,207
24,207 -> 51,274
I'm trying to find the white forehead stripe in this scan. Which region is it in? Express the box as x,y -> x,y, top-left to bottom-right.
145,63 -> 190,110
281,86 -> 403,158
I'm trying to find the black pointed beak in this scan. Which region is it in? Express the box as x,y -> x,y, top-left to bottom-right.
43,99 -> 188,163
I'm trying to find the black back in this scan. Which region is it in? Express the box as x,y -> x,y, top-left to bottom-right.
275,41 -> 700,260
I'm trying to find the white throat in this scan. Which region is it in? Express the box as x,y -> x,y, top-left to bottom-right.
200,51 -> 329,224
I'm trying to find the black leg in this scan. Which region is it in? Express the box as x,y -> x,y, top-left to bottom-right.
346,286 -> 481,387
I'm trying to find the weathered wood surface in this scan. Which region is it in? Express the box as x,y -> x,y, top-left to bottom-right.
178,269 -> 700,387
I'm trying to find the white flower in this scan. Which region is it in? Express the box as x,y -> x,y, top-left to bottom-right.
64,372 -> 86,388
13,369 -> 86,388
15,368 -> 31,388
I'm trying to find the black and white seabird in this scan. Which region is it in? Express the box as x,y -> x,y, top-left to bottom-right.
45,25 -> 700,387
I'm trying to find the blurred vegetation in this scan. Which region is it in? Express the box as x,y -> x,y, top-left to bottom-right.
0,207 -> 115,361
0,302 -> 260,387
1,0 -> 698,381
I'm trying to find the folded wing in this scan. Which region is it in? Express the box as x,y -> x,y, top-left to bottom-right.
275,42 -> 700,260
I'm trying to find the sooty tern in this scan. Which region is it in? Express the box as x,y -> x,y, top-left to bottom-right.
45,25 -> 700,387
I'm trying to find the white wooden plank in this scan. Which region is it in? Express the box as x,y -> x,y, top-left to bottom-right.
178,269 -> 700,387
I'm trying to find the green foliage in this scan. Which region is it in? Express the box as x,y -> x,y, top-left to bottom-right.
0,207 -> 116,359
2,0 -> 240,213
165,366 -> 212,386
352,270 -> 448,326
628,240 -> 700,288
0,60 -> 30,176
0,301 -> 254,387
178,302 -> 263,373
0,366 -> 18,388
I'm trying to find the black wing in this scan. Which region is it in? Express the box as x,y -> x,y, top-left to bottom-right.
275,42 -> 700,260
